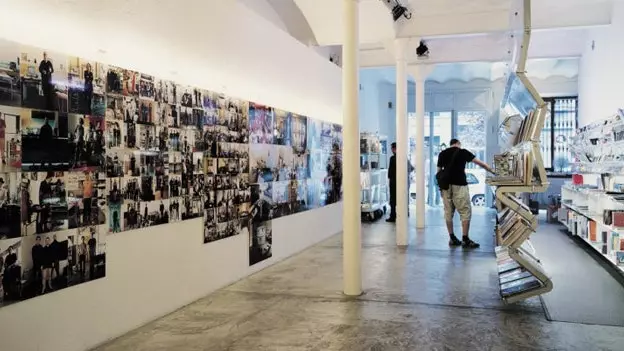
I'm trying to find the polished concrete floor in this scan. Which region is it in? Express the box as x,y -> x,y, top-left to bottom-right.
96,208 -> 624,351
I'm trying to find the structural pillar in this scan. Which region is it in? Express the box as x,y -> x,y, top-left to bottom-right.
342,0 -> 362,296
409,64 -> 434,229
394,38 -> 409,246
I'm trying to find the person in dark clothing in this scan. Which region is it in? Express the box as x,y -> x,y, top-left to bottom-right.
387,142 -> 414,222
37,172 -> 54,233
39,118 -> 53,142
41,237 -> 54,293
437,139 -> 494,248
50,234 -> 61,278
31,236 -> 44,282
88,231 -> 97,279
84,63 -> 94,114
4,247 -> 17,268
39,52 -> 55,110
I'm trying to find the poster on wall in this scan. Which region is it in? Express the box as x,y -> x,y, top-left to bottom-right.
0,105 -> 22,172
0,224 -> 106,308
0,36 -> 344,307
249,220 -> 272,266
20,109 -> 70,172
20,47 -> 70,113
0,39 -> 22,107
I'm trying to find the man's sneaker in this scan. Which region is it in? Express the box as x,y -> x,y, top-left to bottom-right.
462,238 -> 480,249
449,235 -> 462,246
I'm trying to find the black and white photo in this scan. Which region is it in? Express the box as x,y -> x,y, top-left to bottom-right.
249,220 -> 272,266
20,48 -> 69,112
21,110 -> 70,171
21,171 -> 68,236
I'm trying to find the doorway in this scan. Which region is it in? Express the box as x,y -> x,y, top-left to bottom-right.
408,110 -> 487,208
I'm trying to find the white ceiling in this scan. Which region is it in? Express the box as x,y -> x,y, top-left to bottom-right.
243,0 -> 613,68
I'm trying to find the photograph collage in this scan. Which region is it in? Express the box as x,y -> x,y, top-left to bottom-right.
0,37 -> 342,308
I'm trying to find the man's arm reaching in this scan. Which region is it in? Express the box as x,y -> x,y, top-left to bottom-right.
472,158 -> 495,174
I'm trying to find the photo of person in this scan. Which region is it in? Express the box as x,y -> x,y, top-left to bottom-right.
105,66 -> 124,95
107,177 -> 123,233
332,124 -> 343,152
249,220 -> 272,266
320,122 -> 333,152
21,172 -> 68,236
248,103 -> 273,144
122,69 -> 139,96
68,114 -> 105,171
178,86 -> 193,108
20,49 -> 69,112
0,172 -> 22,239
106,119 -> 123,149
165,196 -> 180,222
154,78 -> 175,104
138,99 -> 155,125
0,39 -> 22,107
203,91 -> 218,124
20,110 -> 70,171
250,183 -> 275,223
167,104 -> 179,128
181,195 -> 202,220
133,200 -> 169,228
139,74 -> 155,101
0,106 -> 22,172
290,113 -> 307,154
273,109 -> 291,146
67,171 -> 105,229
106,96 -> 123,120
68,57 -> 105,115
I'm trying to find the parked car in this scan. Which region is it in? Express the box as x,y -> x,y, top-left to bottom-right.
409,170 -> 486,206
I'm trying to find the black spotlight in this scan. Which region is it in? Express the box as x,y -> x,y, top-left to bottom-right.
416,40 -> 429,58
392,5 -> 408,21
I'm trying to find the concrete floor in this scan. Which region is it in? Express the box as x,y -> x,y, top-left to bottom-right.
95,208 -> 624,351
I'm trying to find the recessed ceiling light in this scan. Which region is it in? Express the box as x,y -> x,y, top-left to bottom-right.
97,49 -> 107,54
170,70 -> 178,75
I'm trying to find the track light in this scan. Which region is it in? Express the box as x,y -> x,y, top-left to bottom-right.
416,40 -> 429,59
382,0 -> 412,22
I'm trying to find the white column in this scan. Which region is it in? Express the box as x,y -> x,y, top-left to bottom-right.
409,64 -> 434,229
342,0 -> 361,296
394,38 -> 409,246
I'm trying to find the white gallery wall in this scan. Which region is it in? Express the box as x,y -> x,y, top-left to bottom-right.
0,1 -> 343,351
578,0 -> 624,126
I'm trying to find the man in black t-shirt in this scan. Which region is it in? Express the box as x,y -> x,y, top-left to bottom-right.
437,139 -> 494,248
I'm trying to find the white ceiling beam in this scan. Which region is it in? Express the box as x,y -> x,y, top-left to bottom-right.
360,28 -> 588,68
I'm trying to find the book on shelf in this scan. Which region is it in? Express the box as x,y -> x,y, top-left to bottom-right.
499,268 -> 534,285
501,276 -> 542,297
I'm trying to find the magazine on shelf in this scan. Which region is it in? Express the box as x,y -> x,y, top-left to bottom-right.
498,261 -> 521,274
501,276 -> 542,297
499,268 -> 534,285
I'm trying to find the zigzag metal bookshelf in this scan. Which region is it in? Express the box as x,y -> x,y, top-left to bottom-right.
486,0 -> 553,304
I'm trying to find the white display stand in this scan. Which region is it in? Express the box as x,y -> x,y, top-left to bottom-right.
486,0 -> 553,304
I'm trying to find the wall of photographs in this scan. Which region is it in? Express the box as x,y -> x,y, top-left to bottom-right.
0,39 -> 342,309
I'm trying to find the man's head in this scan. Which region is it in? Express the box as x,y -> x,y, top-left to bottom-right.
36,236 -> 41,244
391,142 -> 396,154
450,139 -> 461,148
43,51 -> 48,60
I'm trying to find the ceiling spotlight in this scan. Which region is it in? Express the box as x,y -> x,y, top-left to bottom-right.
416,40 -> 429,59
387,0 -> 412,21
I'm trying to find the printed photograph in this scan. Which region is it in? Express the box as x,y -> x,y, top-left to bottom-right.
178,85 -> 193,108
0,225 -> 106,308
106,96 -> 124,121
66,171 -> 106,229
168,197 -> 181,222
122,69 -> 139,96
20,48 -> 69,112
68,114 -> 105,171
154,78 -> 176,104
0,39 -> 22,107
181,194 -> 202,220
67,57 -> 106,115
106,177 -> 123,233
250,182 -> 275,223
273,109 -> 291,146
21,171 -> 68,236
249,220 -> 272,266
106,119 -> 123,150
21,110 -> 70,171
249,143 -> 276,183
0,172 -> 22,239
139,74 -> 155,101
248,103 -> 273,144
105,66 -> 124,95
138,99 -> 155,125
291,113 -> 307,154
307,118 -> 322,151
0,106 -> 22,172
